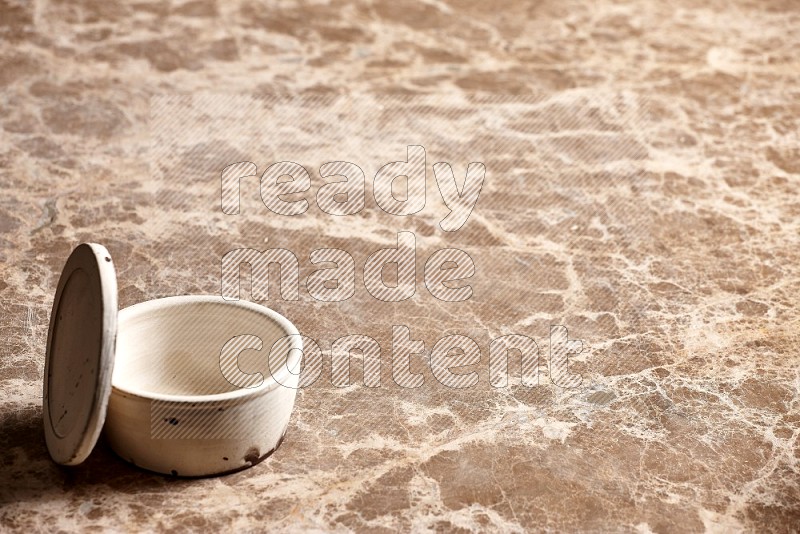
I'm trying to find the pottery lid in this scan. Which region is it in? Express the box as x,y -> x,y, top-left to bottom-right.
43,243 -> 118,465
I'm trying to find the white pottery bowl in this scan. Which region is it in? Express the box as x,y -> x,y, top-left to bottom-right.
105,296 -> 302,477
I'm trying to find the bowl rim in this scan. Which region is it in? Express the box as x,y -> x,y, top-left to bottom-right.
111,295 -> 303,404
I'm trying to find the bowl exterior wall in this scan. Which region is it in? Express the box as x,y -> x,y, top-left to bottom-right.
105,381 -> 298,476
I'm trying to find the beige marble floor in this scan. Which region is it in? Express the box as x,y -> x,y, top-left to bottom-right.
1,0 -> 799,532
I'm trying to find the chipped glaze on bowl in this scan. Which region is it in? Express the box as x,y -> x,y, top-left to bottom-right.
105,296 -> 302,477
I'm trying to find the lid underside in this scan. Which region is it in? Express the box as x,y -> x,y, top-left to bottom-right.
43,243 -> 117,465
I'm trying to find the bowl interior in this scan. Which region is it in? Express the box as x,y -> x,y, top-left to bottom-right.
112,297 -> 298,397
